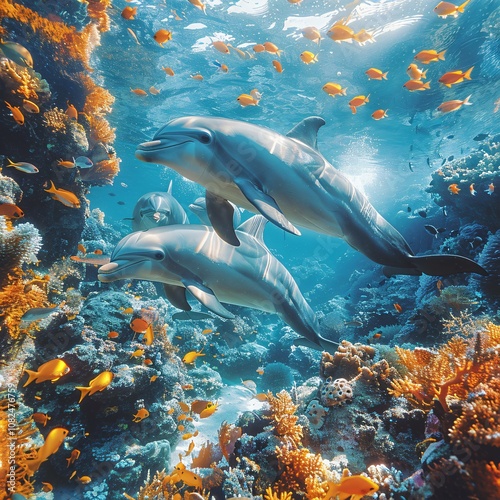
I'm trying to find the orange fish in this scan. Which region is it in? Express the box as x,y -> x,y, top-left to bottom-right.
149,86 -> 161,95
162,67 -> 175,76
191,74 -> 204,81
188,0 -> 206,13
77,243 -> 86,253
94,249 -> 103,255
132,408 -> 149,422
327,20 -> 355,43
130,348 -> 145,358
0,203 -> 24,218
437,279 -> 444,291
302,26 -> 322,44
414,49 -> 446,64
66,449 -> 81,467
182,432 -> 193,440
365,68 -> 388,80
256,367 -> 265,375
185,440 -> 195,456
123,307 -> 134,314
27,427 -> 69,474
78,476 -> 92,484
322,82 -> 347,97
253,44 -> 266,53
448,183 -> 461,195
236,94 -> 259,107
300,51 -> 318,64
179,401 -> 190,412
434,0 -> 470,18
143,324 -> 154,345
263,42 -> 283,56
131,88 -> 148,96
183,349 -> 205,364
348,95 -> 369,114
130,317 -> 149,333
353,29 -> 374,45
438,67 -> 473,87
406,63 -> 427,80
213,41 -> 230,54
403,79 -> 431,91
41,482 -> 53,492
108,331 -> 119,339
177,413 -> 187,421
154,29 -> 172,47
121,6 -> 137,19
469,183 -> 476,196
32,412 -> 51,426
22,99 -> 39,113
144,358 -> 153,366
75,371 -> 114,403
372,332 -> 382,339
393,303 -> 403,313
437,94 -> 472,113
150,375 -> 159,383
66,102 -> 78,120
485,183 -> 494,195
5,101 -> 24,125
178,424 -> 185,431
23,359 -> 71,387
57,159 -> 75,168
371,109 -> 388,120
272,60 -> 283,73
44,181 -> 80,208
182,384 -> 194,390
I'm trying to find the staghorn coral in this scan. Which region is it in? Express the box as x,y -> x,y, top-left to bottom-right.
0,216 -> 42,287
320,340 -> 376,381
264,486 -> 293,500
389,322 -> 500,412
266,390 -> 303,448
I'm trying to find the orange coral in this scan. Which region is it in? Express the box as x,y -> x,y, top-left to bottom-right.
320,340 -> 376,380
218,421 -> 242,460
81,73 -> 115,117
86,0 -> 112,33
266,390 -> 303,448
389,323 -> 500,412
263,487 -> 293,500
79,158 -> 120,186
85,114 -> 116,146
191,441 -> 222,468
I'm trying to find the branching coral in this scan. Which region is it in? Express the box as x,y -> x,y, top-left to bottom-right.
81,73 -> 115,117
264,486 -> 293,500
266,390 -> 303,448
389,322 -> 500,412
219,421 -> 242,460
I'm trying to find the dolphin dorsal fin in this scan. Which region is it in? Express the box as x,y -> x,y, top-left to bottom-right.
167,180 -> 173,195
237,215 -> 268,243
286,116 -> 326,150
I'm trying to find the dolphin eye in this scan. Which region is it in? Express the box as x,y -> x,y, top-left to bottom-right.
153,251 -> 164,260
199,132 -> 212,144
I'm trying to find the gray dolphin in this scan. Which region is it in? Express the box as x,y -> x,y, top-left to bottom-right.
98,216 -> 338,352
189,196 -> 242,227
135,116 -> 486,277
130,181 -> 189,231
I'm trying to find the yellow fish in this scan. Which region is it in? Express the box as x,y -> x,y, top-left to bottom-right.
44,181 -> 81,208
406,63 -> 427,80
154,29 -> 172,47
434,0 -> 470,18
322,82 -> 347,97
236,94 -> 259,107
4,100 -> 24,125
365,68 -> 388,80
324,472 -> 379,500
23,359 -> 71,387
300,51 -> 318,64
75,371 -> 114,403
132,408 -> 149,422
438,66 -> 473,87
182,349 -> 205,364
348,94 -> 369,114
27,427 -> 69,474
130,348 -> 145,358
414,49 -> 446,64
22,99 -> 39,113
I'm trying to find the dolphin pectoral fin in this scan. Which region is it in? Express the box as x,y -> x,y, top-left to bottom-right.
235,179 -> 301,236
163,284 -> 191,311
205,191 -> 240,246
183,280 -> 235,319
172,311 -> 213,321
408,254 -> 488,276
383,266 -> 422,277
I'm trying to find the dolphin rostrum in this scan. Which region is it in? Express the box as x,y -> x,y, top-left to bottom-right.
135,116 -> 486,277
98,216 -> 338,352
130,181 -> 189,231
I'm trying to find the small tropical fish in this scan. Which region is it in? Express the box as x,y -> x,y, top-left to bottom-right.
236,94 -> 259,107
253,43 -> 266,53
201,328 -> 213,335
0,40 -> 33,67
171,9 -> 183,20
188,0 -> 206,13
185,440 -> 195,456
108,331 -> 119,339
130,348 -> 145,358
470,183 -> 476,196
212,41 -> 230,54
6,158 -> 38,173
4,101 -> 24,125
66,102 -> 78,120
130,318 -> 149,333
256,366 -> 265,375
348,95 -> 369,114
182,432 -> 194,440
131,88 -> 148,96
121,6 -> 137,19
414,49 -> 446,64
127,28 -> 140,45
300,51 -> 318,64
45,181 -> 80,208
448,183 -> 461,195
263,42 -> 283,56
66,449 -> 81,467
178,424 -> 185,431
78,476 -> 92,484
439,67 -> 473,87
123,307 -> 134,314
32,412 -> 51,427
174,469 -> 203,489
41,482 -> 53,492
23,358 -> 70,387
403,79 -> 431,91
26,427 -> 69,474
408,162 -> 414,172
144,358 -> 153,366
162,66 -> 175,76
365,68 -> 387,80
424,225 -> 443,238
58,159 -> 75,168
154,29 -> 172,47
132,408 -> 149,422
179,401 -> 190,412
70,254 -> 111,266
177,413 -> 187,421
75,371 -> 114,403
199,402 -> 218,418
434,0 -> 471,18
485,183 -> 494,195
437,279 -> 444,291
272,60 -> 283,73
150,375 -> 159,383
302,26 -> 322,43
183,349 -> 205,364
182,384 -> 194,390
322,82 -> 347,97
191,74 -> 204,81
21,304 -> 59,322
74,156 -> 93,168
22,99 -> 39,113
473,133 -> 489,141
254,393 -> 269,401
328,22 -> 355,43
326,473 -> 379,499
354,29 -> 375,45
406,63 -> 427,80
212,60 -> 229,72
143,324 -> 154,345
371,109 -> 388,120
149,86 -> 161,95
437,95 -> 472,113
393,303 -> 403,313
0,203 -> 24,218
69,471 -> 77,480
372,332 -> 382,340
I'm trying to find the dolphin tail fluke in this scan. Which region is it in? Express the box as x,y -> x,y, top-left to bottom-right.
205,191 -> 240,246
407,254 -> 487,276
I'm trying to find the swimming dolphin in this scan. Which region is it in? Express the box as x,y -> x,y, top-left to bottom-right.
98,216 -> 338,352
130,181 -> 189,231
189,196 -> 242,227
135,116 -> 486,277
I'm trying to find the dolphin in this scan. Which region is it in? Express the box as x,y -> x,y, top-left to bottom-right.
129,181 -> 189,231
189,196 -> 242,227
135,116 -> 486,277
98,216 -> 338,352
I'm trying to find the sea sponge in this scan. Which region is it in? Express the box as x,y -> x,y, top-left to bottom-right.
305,400 -> 327,429
260,362 -> 295,393
320,340 -> 376,380
319,377 -> 354,407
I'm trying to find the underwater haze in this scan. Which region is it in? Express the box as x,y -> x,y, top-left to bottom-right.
1,0 -> 500,499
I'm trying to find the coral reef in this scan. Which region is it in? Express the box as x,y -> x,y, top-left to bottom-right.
319,377 -> 354,407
